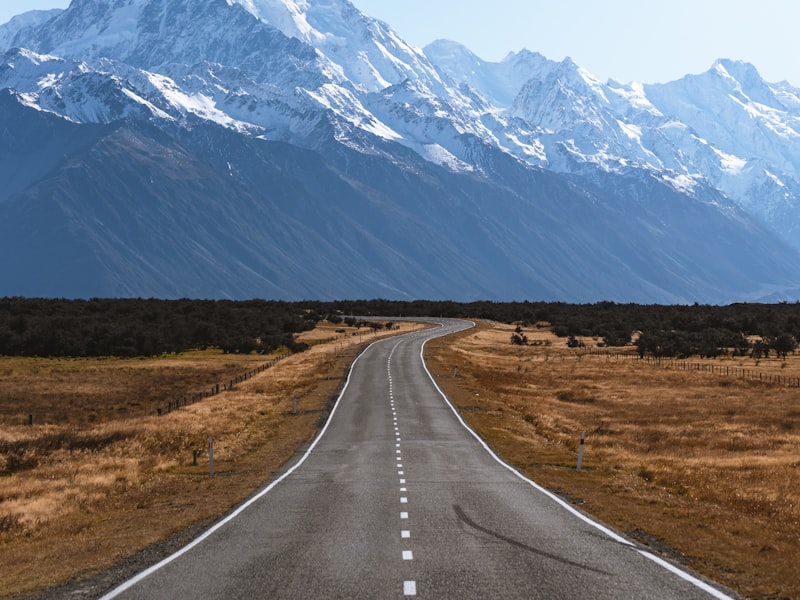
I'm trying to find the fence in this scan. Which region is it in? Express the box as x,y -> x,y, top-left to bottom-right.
580,348 -> 800,388
156,353 -> 291,416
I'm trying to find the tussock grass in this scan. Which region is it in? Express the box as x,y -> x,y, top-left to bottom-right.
0,321 -> 415,597
426,321 -> 800,600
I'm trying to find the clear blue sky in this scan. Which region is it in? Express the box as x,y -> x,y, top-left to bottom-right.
2,0 -> 799,86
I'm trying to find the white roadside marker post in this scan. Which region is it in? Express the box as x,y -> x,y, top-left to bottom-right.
209,437 -> 215,476
577,432 -> 585,471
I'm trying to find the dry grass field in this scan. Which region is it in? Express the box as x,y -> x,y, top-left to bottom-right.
0,320 -> 417,598
3,317 -> 798,598
425,321 -> 800,600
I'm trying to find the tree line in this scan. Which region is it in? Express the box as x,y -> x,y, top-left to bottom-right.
1,298 -> 798,359
0,298 -> 321,357
318,299 -> 800,360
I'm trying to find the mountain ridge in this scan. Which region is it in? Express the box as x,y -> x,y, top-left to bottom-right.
1,0 -> 800,302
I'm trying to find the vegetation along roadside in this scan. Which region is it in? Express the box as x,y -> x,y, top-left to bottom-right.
1,298 -> 799,598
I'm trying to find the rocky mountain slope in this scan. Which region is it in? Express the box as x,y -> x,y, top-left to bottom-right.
1,0 -> 799,302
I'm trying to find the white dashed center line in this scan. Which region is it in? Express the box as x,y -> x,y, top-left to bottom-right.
389,342 -> 417,598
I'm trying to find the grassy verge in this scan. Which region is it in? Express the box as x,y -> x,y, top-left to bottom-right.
425,321 -> 800,600
0,321 -> 417,598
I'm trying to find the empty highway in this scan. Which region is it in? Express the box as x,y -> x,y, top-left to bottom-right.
100,319 -> 734,599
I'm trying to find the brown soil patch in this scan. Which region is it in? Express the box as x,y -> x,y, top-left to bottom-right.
425,321 -> 800,600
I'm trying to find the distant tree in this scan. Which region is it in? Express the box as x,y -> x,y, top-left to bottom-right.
772,334 -> 797,360
730,332 -> 751,357
751,339 -> 770,360
511,332 -> 528,346
566,335 -> 585,348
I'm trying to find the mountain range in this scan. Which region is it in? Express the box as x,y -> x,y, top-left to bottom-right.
2,0 -> 800,303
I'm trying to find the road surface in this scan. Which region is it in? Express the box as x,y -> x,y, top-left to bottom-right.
100,319 -> 735,599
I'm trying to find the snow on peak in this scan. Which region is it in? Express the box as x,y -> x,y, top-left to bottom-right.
230,0 -> 318,41
232,0 -> 442,93
0,8 -> 62,51
40,0 -> 148,61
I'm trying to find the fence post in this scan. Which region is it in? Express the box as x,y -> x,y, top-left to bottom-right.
28,414 -> 33,426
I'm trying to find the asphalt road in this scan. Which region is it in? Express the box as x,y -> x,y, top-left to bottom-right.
100,319 -> 735,599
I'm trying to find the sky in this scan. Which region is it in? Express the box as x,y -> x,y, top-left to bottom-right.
1,0 -> 798,86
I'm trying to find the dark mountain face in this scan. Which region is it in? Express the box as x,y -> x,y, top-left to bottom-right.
1,0 -> 799,302
2,99 -> 797,302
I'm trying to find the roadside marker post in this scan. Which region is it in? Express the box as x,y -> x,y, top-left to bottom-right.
577,433 -> 585,471
209,437 -> 215,476
293,392 -> 297,415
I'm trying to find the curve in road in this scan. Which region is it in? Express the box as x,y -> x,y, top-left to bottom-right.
100,319 -> 736,599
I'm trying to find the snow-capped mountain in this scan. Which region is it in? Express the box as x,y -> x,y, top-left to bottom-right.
425,41 -> 800,248
1,0 -> 800,302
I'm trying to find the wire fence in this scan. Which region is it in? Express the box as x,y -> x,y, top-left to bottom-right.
579,348 -> 800,388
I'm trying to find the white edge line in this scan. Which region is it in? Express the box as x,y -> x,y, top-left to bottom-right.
420,320 -> 735,600
99,338 -> 383,599
638,550 -> 734,600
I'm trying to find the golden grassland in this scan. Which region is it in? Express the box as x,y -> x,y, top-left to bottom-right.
0,321 -> 419,598
424,321 -> 800,600
3,318 -> 798,598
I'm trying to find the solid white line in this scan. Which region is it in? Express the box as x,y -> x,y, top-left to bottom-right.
419,321 -> 736,600
404,580 -> 417,595
99,338 -> 384,600
638,551 -> 734,600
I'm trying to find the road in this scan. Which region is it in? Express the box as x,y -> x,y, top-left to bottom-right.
100,319 -> 735,599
